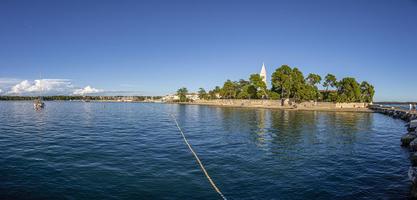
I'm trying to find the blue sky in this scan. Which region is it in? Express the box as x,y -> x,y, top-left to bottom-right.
0,0 -> 416,101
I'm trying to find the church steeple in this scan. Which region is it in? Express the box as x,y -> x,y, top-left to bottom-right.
260,62 -> 267,85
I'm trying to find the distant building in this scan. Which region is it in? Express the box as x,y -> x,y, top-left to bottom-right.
260,62 -> 267,85
161,93 -> 200,102
161,94 -> 180,102
186,93 -> 199,101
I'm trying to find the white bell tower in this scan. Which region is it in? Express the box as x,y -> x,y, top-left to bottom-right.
260,62 -> 267,85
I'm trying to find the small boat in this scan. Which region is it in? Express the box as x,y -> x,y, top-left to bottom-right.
34,74 -> 45,110
34,98 -> 45,110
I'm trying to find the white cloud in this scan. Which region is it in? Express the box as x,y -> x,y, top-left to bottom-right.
73,86 -> 102,95
9,79 -> 73,95
6,79 -> 103,96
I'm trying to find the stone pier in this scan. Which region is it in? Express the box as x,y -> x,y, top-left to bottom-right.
370,105 -> 417,122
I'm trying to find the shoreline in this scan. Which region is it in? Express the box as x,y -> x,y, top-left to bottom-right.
176,101 -> 374,113
0,99 -> 373,112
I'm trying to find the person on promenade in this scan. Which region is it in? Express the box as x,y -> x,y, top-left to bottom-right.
411,104 -> 413,111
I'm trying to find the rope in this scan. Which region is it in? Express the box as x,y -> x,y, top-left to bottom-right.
143,103 -> 227,200
169,113 -> 227,200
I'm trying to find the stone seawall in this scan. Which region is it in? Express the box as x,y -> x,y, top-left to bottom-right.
181,99 -> 369,111
187,99 -> 283,108
370,105 -> 417,198
370,106 -> 417,122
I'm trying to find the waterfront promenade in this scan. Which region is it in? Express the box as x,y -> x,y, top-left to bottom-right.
177,99 -> 372,112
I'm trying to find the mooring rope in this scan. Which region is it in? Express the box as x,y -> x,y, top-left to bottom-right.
143,103 -> 227,200
169,113 -> 227,200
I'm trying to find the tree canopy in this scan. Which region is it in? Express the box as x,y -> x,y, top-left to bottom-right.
323,74 -> 337,90
191,64 -> 375,103
360,81 -> 375,103
198,88 -> 208,100
271,65 -> 293,98
220,80 -> 237,99
176,87 -> 188,102
249,74 -> 268,99
336,77 -> 361,102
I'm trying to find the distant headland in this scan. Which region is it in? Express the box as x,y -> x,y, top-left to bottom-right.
0,95 -> 163,102
162,64 -> 375,111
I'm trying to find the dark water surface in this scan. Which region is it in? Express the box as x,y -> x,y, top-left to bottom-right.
0,101 -> 410,199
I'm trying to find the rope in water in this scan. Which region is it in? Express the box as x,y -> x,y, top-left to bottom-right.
169,113 -> 227,200
143,103 -> 227,199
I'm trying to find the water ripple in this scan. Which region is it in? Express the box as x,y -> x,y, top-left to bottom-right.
0,101 -> 410,199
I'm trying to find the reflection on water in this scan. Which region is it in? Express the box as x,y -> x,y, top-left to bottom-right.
217,108 -> 376,151
0,101 -> 411,199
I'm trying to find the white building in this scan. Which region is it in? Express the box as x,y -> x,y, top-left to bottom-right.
260,62 -> 267,85
186,93 -> 199,101
161,93 -> 200,102
161,94 -> 180,102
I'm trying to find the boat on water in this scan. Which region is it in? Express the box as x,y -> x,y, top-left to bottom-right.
34,74 -> 45,110
34,98 -> 45,110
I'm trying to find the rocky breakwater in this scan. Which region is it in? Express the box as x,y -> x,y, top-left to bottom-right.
405,119 -> 417,198
371,106 -> 417,198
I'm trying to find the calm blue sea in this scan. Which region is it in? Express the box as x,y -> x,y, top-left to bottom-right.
0,101 -> 411,199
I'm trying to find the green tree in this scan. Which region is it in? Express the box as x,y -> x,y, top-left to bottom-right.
323,74 -> 337,91
214,86 -> 221,93
290,67 -> 307,101
177,87 -> 188,102
248,85 -> 258,99
327,91 -> 338,102
249,74 -> 268,99
208,86 -> 222,99
322,74 -> 337,102
237,85 -> 250,99
271,65 -> 293,98
268,91 -> 281,100
337,77 -> 361,102
238,79 -> 250,86
221,80 -> 237,99
208,90 -> 216,99
236,79 -> 250,98
198,88 -> 208,100
196,64 -> 374,103
305,73 -> 322,100
360,81 -> 375,103
306,73 -> 322,86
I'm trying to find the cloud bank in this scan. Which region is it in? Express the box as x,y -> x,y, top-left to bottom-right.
1,79 -> 103,96
73,86 -> 103,95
